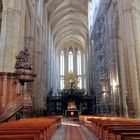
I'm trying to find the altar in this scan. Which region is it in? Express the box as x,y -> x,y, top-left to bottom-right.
65,101 -> 79,118
65,109 -> 79,117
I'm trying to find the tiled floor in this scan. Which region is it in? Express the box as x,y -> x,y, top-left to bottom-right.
51,119 -> 98,140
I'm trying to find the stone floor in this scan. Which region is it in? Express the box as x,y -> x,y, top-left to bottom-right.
51,118 -> 98,140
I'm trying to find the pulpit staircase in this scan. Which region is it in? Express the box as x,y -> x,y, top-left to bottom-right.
0,93 -> 32,122
0,72 -> 32,123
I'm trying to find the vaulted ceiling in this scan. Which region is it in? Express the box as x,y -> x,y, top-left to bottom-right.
46,0 -> 88,50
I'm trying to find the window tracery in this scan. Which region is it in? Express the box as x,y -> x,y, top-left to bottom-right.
59,47 -> 85,90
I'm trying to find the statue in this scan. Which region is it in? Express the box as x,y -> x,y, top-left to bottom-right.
64,72 -> 79,89
15,48 -> 32,70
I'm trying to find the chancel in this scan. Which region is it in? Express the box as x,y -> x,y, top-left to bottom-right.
0,0 -> 140,140
47,72 -> 92,117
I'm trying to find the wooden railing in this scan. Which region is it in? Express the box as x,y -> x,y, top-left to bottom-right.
0,94 -> 23,122
0,72 -> 33,122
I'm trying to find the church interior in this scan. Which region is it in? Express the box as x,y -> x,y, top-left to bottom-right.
0,0 -> 140,139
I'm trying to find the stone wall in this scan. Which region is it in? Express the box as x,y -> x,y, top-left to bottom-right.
117,0 -> 140,118
0,0 -> 49,116
89,0 -> 140,118
0,0 -> 26,72
24,0 -> 48,114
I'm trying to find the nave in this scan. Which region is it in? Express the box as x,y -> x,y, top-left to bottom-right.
51,118 -> 98,140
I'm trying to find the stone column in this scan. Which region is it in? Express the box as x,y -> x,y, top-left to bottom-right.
118,0 -> 140,118
81,51 -> 84,89
117,14 -> 128,117
0,74 -> 2,107
0,0 -> 26,72
130,0 -> 140,117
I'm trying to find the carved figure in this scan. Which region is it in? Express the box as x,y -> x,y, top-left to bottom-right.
15,48 -> 32,70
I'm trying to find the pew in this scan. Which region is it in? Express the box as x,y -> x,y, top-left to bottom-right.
80,116 -> 140,140
116,132 -> 140,140
105,125 -> 140,140
0,134 -> 35,140
99,121 -> 140,139
0,117 -> 61,140
0,129 -> 41,140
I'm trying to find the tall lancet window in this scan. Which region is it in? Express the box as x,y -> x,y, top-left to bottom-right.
78,77 -> 82,89
68,51 -> 73,72
60,51 -> 64,75
60,51 -> 64,89
77,51 -> 82,75
60,77 -> 64,90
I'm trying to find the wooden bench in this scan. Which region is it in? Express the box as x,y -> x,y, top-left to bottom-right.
0,129 -> 41,140
99,121 -> 140,139
104,125 -> 140,140
132,138 -> 140,140
0,117 -> 61,140
115,132 -> 140,140
0,134 -> 35,140
0,126 -> 47,140
84,116 -> 140,140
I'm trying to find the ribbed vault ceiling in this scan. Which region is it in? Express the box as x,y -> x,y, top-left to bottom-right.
46,0 -> 88,50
